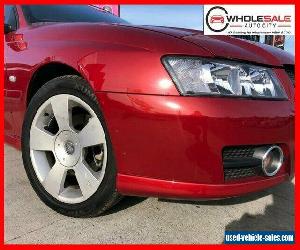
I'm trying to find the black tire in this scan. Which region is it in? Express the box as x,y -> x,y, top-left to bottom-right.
21,75 -> 121,217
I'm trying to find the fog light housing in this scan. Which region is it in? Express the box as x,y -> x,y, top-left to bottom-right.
253,145 -> 284,177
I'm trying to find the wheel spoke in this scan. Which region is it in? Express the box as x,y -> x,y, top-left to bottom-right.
43,162 -> 67,197
51,95 -> 71,131
30,126 -> 55,151
74,162 -> 99,198
78,116 -> 105,147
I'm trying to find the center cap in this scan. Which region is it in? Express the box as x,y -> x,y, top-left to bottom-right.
54,130 -> 81,167
65,140 -> 75,155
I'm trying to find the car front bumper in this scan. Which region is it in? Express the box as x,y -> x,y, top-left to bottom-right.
96,89 -> 294,199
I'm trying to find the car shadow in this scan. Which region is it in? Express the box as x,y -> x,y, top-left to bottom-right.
102,181 -> 294,235
223,181 -> 294,232
158,180 -> 294,206
159,180 -> 294,234
158,187 -> 273,206
101,196 -> 147,216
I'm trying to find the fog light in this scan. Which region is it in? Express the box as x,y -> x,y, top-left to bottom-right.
253,145 -> 284,176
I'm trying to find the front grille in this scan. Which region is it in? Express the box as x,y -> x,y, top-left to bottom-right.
223,147 -> 255,160
284,65 -> 295,86
224,167 -> 260,181
223,146 -> 265,181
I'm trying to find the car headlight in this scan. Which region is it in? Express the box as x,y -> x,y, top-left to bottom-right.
162,56 -> 287,99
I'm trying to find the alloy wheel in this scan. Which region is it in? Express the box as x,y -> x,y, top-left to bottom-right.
29,94 -> 107,204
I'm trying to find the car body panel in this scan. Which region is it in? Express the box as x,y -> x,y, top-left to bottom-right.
4,21 -> 216,138
96,88 -> 294,185
123,24 -> 294,66
183,34 -> 294,66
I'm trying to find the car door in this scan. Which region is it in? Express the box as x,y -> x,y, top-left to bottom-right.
4,5 -> 19,138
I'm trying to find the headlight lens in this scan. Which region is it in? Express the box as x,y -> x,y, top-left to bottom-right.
162,56 -> 287,99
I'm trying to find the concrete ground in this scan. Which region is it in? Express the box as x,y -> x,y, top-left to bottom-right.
4,144 -> 294,244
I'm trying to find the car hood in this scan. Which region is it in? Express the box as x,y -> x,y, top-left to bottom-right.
135,25 -> 294,67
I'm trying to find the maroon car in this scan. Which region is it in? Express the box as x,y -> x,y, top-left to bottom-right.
4,5 -> 294,217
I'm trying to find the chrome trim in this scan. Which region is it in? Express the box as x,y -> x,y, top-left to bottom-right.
253,145 -> 284,177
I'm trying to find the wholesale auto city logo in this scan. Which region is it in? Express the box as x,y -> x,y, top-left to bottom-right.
204,5 -> 295,35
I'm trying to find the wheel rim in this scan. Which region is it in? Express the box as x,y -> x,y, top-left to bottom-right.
29,94 -> 107,204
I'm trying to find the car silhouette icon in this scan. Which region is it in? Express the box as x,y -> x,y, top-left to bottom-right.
210,15 -> 225,23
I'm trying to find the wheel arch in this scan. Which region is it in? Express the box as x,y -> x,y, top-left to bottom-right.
26,62 -> 87,106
